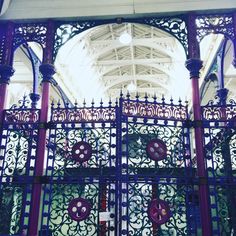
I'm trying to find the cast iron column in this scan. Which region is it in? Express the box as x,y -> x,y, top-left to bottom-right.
233,12 -> 236,68
186,13 -> 212,236
0,65 -> 14,121
28,20 -> 55,236
0,22 -> 15,122
186,59 -> 212,236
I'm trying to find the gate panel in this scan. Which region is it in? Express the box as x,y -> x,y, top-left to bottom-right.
0,101 -> 40,235
119,98 -> 200,235
202,103 -> 236,235
40,104 -> 118,236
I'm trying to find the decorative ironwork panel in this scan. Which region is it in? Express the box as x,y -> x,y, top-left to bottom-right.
40,180 -> 117,236
202,100 -> 236,122
202,101 -> 236,235
202,102 -> 236,179
40,103 -> 118,235
133,16 -> 188,56
51,105 -> 116,123
0,24 -> 6,64
209,184 -> 236,235
119,98 -> 198,235
196,14 -> 235,42
122,99 -> 188,121
0,98 -> 40,235
53,16 -> 188,60
13,23 -> 47,50
119,179 -> 200,236
54,21 -> 99,60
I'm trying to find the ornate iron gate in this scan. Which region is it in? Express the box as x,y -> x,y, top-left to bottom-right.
202,101 -> 236,235
37,95 -> 200,236
0,99 -> 40,235
1,95 -> 236,235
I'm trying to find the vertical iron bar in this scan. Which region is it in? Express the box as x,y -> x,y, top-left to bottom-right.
186,13 -> 212,236
28,20 -> 56,236
0,22 -> 15,122
186,58 -> 212,236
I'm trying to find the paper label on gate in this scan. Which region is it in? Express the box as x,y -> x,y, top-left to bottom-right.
99,212 -> 113,221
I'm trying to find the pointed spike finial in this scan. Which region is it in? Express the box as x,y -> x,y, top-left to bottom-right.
120,89 -> 123,98
91,98 -> 94,107
100,98 -> 103,107
74,99 -> 78,108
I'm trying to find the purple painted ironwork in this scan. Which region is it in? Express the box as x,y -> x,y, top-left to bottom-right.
233,12 -> 236,68
71,141 -> 92,163
122,98 -> 188,121
185,58 -> 212,236
196,14 -> 235,42
28,64 -> 55,236
68,197 -> 92,221
51,104 -> 116,123
0,65 -> 14,122
146,139 -> 167,162
202,99 -> 236,121
13,22 -> 47,50
148,198 -> 171,225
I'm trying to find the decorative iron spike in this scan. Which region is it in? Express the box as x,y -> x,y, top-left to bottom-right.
178,97 -> 182,106
57,99 -> 61,107
161,94 -> 165,104
100,98 -> 103,107
91,98 -> 94,107
65,101 -> 69,108
144,92 -> 148,102
74,99 -> 78,108
153,93 -> 157,102
126,91 -> 130,99
83,99 -> 86,107
109,97 -> 112,107
120,89 -> 123,98
170,97 -> 173,104
51,99 -> 55,107
115,98 -> 118,106
135,92 -> 139,101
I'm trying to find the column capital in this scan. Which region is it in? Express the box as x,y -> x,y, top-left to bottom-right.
217,88 -> 229,105
0,64 -> 15,84
185,58 -> 203,79
233,57 -> 236,68
39,64 -> 56,83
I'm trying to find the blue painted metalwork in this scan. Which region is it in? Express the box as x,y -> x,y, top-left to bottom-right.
0,10 -> 236,235
0,96 -> 40,235
53,15 -> 189,61
202,99 -> 236,235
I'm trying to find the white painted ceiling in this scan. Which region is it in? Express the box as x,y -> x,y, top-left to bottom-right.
2,1 -> 236,106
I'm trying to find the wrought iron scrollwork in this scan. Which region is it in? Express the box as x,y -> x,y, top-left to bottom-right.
141,16 -> 188,56
196,14 -> 235,42
13,23 -> 47,49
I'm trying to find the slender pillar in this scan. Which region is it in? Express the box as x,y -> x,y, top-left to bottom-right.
0,65 -> 14,121
233,12 -> 236,68
28,64 -> 55,236
0,22 -> 15,121
28,20 -> 56,236
185,59 -> 212,236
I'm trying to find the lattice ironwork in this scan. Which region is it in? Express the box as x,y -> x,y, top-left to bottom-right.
1,94 -> 236,235
202,99 -> 236,235
0,24 -> 6,64
0,96 -> 40,235
118,97 -> 197,235
133,16 -> 188,56
53,15 -> 189,61
54,21 -> 99,60
196,14 -> 235,42
13,23 -> 47,50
